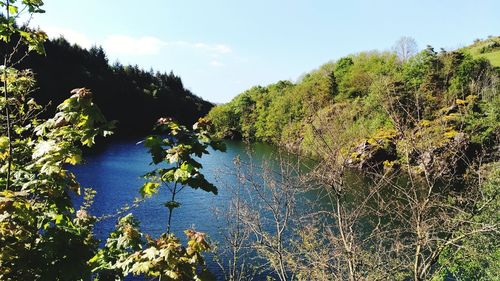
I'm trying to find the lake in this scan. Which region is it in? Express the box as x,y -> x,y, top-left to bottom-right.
73,138 -> 295,280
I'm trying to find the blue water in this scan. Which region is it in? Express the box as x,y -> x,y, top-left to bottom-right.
73,139 -> 281,280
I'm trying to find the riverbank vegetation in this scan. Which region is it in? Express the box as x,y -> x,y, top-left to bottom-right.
207,37 -> 499,161
206,36 -> 499,280
1,1 -> 498,280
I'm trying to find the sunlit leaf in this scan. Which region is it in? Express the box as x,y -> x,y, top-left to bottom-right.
65,153 -> 82,165
7,5 -> 18,15
140,182 -> 160,198
32,140 -> 56,159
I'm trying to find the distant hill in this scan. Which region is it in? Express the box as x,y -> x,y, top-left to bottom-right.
3,37 -> 213,136
207,37 -> 499,165
463,36 -> 500,67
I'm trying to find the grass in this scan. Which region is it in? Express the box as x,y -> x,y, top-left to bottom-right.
463,36 -> 500,67
477,50 -> 500,67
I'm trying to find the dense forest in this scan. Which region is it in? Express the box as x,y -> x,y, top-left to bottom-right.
207,36 -> 499,162
2,36 -> 213,135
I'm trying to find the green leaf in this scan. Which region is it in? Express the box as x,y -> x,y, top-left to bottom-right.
130,261 -> 152,274
32,139 -> 56,159
65,152 -> 82,165
173,168 -> 190,182
143,247 -> 159,260
144,135 -> 165,164
8,5 -> 18,15
161,169 -> 175,182
180,162 -> 195,173
140,182 -> 160,197
187,174 -> 218,195
55,214 -> 64,225
0,135 -> 8,160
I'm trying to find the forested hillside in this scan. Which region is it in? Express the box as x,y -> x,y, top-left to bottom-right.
2,37 -> 213,135
207,37 -> 499,164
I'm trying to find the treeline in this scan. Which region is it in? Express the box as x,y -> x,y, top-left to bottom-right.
205,38 -> 500,279
2,36 -> 213,135
207,37 -> 499,161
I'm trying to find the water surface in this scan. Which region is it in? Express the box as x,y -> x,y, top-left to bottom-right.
73,139 -> 282,280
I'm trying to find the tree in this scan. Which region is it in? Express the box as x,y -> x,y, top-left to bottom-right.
217,153 -> 302,281
213,156 -> 256,281
392,36 -> 418,62
141,117 -> 226,233
90,118 -> 226,280
372,73 -> 499,280
0,1 -> 116,279
1,2 -> 226,280
0,84 -> 115,279
211,42 -> 499,280
279,75 -> 499,280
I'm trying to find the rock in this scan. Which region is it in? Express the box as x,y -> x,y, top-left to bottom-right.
349,139 -> 398,171
416,132 -> 471,184
223,129 -> 242,140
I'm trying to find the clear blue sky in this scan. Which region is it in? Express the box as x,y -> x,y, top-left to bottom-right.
29,0 -> 499,103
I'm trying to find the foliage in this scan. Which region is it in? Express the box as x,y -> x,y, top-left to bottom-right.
89,214 -> 214,281
207,41 -> 499,161
90,118 -> 225,280
208,36 -> 499,281
435,162 -> 500,280
0,2 -> 114,279
0,84 -> 114,279
141,117 -> 226,233
462,36 -> 500,67
1,2 -> 224,280
1,35 -> 213,135
142,117 -> 226,195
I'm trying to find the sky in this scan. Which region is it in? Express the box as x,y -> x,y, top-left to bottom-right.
25,0 -> 500,103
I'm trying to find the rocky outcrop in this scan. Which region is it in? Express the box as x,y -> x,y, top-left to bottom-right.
416,132 -> 471,182
348,139 -> 398,171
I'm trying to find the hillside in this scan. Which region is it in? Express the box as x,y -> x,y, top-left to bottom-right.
463,36 -> 500,67
207,38 -> 499,167
2,37 -> 213,135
